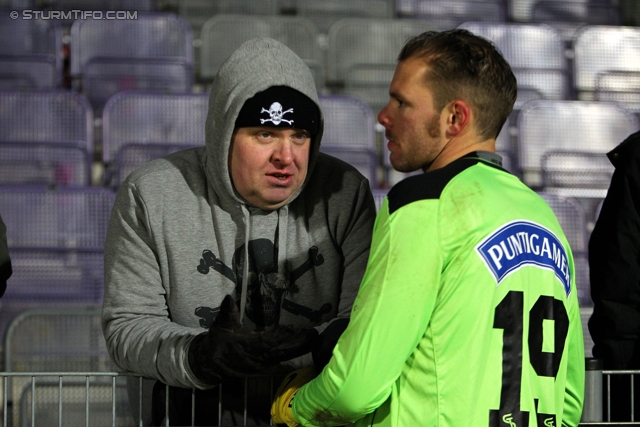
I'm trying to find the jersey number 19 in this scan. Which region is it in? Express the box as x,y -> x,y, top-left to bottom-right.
490,290 -> 569,427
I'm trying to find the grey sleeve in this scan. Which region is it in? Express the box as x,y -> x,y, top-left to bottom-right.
102,183 -> 207,389
334,177 -> 376,320
0,214 -> 11,298
285,175 -> 376,370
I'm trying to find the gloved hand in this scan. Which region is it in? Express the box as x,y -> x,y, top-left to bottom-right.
312,318 -> 349,372
271,367 -> 316,427
188,295 -> 319,385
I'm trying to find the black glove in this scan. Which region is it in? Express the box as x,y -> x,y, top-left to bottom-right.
188,295 -> 319,384
312,318 -> 349,372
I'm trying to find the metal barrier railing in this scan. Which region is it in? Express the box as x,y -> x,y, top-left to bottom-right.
582,358 -> 640,425
1,372 -> 136,427
0,372 -> 281,427
602,370 -> 638,423
3,363 -> 640,427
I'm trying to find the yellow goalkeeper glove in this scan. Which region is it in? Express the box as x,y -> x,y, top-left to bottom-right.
271,367 -> 316,427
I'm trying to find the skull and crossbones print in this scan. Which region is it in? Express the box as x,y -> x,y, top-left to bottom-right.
260,102 -> 294,125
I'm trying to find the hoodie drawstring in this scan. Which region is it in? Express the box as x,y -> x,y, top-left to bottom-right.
276,206 -> 289,280
237,204 -> 290,325
239,204 -> 251,324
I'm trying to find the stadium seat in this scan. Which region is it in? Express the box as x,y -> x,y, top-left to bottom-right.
102,91 -> 209,187
538,192 -> 591,307
0,90 -> 92,145
0,90 -> 93,186
326,18 -> 434,114
327,18 -> 434,85
4,306 -> 114,372
0,58 -> 59,91
319,95 -> 379,187
508,0 -> 619,23
458,22 -> 570,176
70,13 -> 194,111
342,64 -> 396,116
296,0 -> 394,34
199,14 -> 324,90
0,141 -> 92,187
0,0 -> 33,9
16,377 -> 130,427
594,71 -> 640,117
509,0 -> 539,22
0,186 -> 115,347
573,25 -> 640,108
0,16 -> 62,89
30,0 -> 155,26
85,61 -> 194,112
396,0 -> 507,29
516,100 -> 639,193
51,0 -> 155,11
531,0 -> 621,25
0,15 -> 60,56
528,0 -> 621,42
458,22 -> 570,106
178,0 -> 279,37
3,306 -> 127,426
540,151 -> 614,192
178,0 -> 280,79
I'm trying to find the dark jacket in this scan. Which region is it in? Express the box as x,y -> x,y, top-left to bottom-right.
589,129 -> 640,370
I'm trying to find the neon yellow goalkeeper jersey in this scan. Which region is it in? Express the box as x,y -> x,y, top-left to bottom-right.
293,153 -> 585,427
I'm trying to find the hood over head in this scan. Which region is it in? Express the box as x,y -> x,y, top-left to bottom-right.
204,37 -> 324,207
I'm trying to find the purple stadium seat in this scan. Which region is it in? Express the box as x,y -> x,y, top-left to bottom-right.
318,95 -> 379,187
0,90 -> 93,186
396,0 -> 507,29
70,12 -> 194,110
537,192 -> 591,307
458,22 -> 570,103
102,91 -> 209,186
0,15 -> 63,89
0,186 -> 116,341
516,100 -> 639,191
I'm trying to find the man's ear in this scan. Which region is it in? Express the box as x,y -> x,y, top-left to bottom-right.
445,100 -> 471,137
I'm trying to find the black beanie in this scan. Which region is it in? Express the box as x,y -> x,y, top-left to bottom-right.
235,86 -> 320,140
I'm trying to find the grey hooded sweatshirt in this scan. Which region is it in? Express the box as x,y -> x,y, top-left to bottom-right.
102,38 -> 376,391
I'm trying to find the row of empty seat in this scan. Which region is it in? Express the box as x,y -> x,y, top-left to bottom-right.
0,90 -> 380,188
4,10 -> 640,111
3,88 -> 637,195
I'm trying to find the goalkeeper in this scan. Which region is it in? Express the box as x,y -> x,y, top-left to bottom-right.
272,29 -> 585,427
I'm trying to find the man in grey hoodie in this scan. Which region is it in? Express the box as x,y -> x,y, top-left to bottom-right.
102,38 -> 376,425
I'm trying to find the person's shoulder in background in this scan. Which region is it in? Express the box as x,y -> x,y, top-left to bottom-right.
0,213 -> 11,298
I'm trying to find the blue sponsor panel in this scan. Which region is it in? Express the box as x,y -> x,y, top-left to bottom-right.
476,220 -> 571,297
